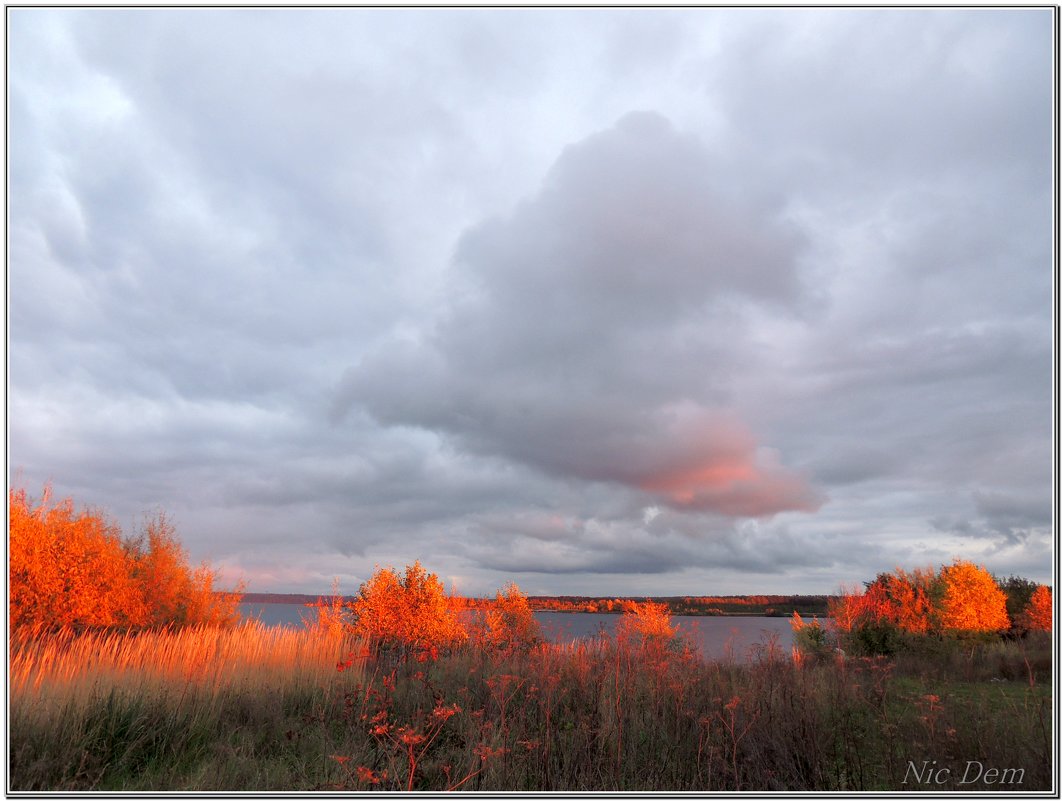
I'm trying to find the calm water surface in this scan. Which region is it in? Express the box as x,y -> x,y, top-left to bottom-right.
239,602 -> 316,628
239,603 -> 796,662
535,611 -> 795,661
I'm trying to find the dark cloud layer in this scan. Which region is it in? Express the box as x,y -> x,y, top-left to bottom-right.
8,9 -> 1054,595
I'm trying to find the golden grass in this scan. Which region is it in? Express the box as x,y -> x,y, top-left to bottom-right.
11,622 -> 364,728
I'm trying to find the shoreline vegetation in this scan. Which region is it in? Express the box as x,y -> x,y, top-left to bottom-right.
9,487 -> 1055,791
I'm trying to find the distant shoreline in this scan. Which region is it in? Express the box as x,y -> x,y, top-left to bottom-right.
240,593 -> 334,605
238,592 -> 833,617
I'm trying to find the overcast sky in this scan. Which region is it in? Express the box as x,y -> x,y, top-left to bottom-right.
8,8 -> 1055,597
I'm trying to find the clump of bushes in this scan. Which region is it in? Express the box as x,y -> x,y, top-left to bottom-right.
340,565 -> 691,663
792,560 -> 1051,660
9,485 -> 242,630
339,564 -> 544,659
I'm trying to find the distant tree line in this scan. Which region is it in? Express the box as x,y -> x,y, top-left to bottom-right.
525,595 -> 832,617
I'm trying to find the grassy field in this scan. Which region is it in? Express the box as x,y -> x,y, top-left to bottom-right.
9,624 -> 1053,791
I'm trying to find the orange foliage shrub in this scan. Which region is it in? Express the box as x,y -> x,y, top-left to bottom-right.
348,561 -> 466,651
936,560 -> 1009,634
863,569 -> 934,634
825,585 -> 868,633
10,487 -> 144,629
617,600 -> 676,643
124,512 -> 241,627
9,486 -> 241,630
827,570 -> 934,636
482,582 -> 542,652
1021,585 -> 1052,632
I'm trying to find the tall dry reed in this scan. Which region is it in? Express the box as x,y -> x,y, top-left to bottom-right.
10,621 -> 366,790
12,621 -> 357,707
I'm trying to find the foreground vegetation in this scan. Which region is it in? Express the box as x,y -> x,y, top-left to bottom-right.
7,487 -> 1054,791
10,620 -> 1051,791
10,562 -> 1054,792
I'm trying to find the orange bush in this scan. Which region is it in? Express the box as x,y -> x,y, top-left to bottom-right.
348,561 -> 466,651
482,582 -> 542,652
124,512 -> 240,627
826,570 -> 934,636
790,610 -> 831,660
10,487 -> 145,628
825,585 -> 868,633
9,486 -> 241,630
1021,585 -> 1052,632
862,569 -> 934,634
937,560 -> 1009,634
617,600 -> 676,643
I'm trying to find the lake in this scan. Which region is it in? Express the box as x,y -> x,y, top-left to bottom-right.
240,602 -> 318,628
238,603 -> 798,662
535,611 -> 796,661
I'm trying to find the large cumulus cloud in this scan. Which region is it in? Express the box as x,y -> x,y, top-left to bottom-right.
8,9 -> 1053,595
334,112 -> 824,519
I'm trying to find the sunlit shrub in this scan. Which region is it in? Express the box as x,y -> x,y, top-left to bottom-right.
825,584 -> 867,633
125,512 -> 241,627
1021,585 -> 1052,632
10,487 -> 145,629
9,485 -> 241,631
616,600 -> 677,652
937,560 -> 1009,634
347,561 -> 466,654
482,582 -> 542,652
857,568 -> 936,633
827,584 -> 913,656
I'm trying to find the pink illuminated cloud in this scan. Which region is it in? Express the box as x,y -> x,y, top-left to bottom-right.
628,404 -> 823,517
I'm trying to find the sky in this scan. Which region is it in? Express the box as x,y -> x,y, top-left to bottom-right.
7,8 -> 1056,597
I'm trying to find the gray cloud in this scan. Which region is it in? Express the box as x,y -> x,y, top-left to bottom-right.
336,112 -> 824,519
458,508 -> 878,585
931,490 -> 1052,548
8,8 -> 1054,595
